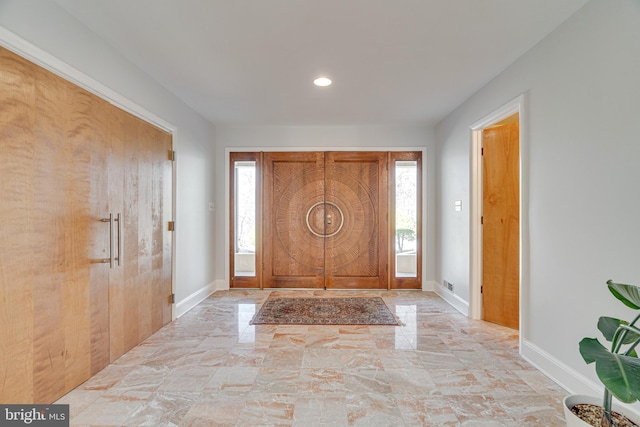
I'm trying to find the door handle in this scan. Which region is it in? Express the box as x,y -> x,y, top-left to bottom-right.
100,213 -> 115,268
115,213 -> 122,267
100,213 -> 122,268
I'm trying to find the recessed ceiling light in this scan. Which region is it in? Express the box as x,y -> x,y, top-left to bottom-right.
313,77 -> 332,87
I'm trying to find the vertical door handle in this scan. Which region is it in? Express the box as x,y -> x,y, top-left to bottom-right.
100,213 -> 115,268
116,213 -> 122,267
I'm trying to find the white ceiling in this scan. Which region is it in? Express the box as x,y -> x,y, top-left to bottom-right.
54,0 -> 589,126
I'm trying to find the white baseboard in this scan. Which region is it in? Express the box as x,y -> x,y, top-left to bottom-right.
175,282 -> 217,318
434,282 -> 469,316
422,280 -> 436,291
521,339 -> 640,414
520,339 -> 598,396
215,279 -> 230,291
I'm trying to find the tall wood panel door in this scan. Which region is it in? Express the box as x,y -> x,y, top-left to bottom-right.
324,152 -> 388,289
0,45 -> 173,403
482,116 -> 520,330
0,45 -> 111,403
262,151 -> 388,289
108,110 -> 173,362
263,152 -> 326,288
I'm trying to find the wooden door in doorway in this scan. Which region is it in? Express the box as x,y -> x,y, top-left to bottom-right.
482,115 -> 520,329
263,152 -> 388,289
324,152 -> 388,289
263,152 -> 326,288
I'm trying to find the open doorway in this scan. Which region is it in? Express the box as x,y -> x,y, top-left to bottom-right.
470,95 -> 524,332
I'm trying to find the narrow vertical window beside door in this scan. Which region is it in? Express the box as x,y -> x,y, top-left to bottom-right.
390,152 -> 421,290
234,161 -> 256,277
395,161 -> 418,277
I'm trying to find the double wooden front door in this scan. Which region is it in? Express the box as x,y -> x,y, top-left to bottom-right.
262,152 -> 388,289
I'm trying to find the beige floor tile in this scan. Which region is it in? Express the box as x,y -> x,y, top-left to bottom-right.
56,290 -> 568,426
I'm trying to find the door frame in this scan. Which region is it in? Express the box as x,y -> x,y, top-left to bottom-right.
470,94 -> 527,340
225,147 -> 428,290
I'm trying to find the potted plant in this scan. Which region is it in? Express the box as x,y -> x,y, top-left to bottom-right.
564,280 -> 640,426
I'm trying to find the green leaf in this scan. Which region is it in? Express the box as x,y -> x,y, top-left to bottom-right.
579,337 -> 640,403
595,352 -> 640,403
599,317 -> 626,342
580,337 -> 609,364
608,280 -> 640,310
598,317 -> 639,344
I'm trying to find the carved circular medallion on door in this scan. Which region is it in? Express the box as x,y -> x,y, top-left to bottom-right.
272,164 -> 378,274
305,201 -> 344,238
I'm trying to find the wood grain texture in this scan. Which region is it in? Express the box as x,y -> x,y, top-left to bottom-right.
261,151 -> 388,289
1,46 -> 173,403
109,109 -> 173,361
61,82 -> 96,394
263,152 -> 325,288
0,45 -> 36,403
107,107 -> 127,362
482,118 -> 520,330
325,152 -> 388,289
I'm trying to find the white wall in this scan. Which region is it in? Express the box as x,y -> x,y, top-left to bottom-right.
436,0 -> 640,402
0,0 -> 217,309
215,125 -> 436,288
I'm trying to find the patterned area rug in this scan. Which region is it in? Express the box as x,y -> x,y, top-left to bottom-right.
250,297 -> 399,325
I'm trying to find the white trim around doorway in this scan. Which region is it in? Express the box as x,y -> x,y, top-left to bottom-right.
469,94 -> 528,348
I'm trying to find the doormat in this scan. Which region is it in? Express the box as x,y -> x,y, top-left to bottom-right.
250,297 -> 399,326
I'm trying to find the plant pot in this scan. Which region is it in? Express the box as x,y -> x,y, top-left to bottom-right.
564,395 -> 640,427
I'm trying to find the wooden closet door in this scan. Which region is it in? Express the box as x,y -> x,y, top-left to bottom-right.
325,152 -> 388,289
263,152 -> 325,288
1,45 -> 38,404
0,46 -> 111,403
1,45 -> 173,402
108,110 -> 173,362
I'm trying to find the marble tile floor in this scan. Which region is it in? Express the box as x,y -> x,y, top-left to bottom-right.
57,290 -> 568,426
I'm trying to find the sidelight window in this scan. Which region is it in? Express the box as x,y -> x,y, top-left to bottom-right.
233,160 -> 256,277
394,160 -> 418,277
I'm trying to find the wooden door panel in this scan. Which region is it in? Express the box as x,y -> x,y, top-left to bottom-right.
262,151 -> 388,289
31,62 -> 70,403
107,108 -> 127,362
482,119 -> 520,329
109,110 -> 173,361
0,46 -> 112,402
59,81 -> 116,394
325,152 -> 388,289
1,45 -> 173,403
263,152 -> 325,288
0,46 -> 37,403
